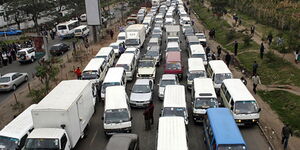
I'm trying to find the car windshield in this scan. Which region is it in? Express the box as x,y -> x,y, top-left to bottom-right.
167,47 -> 179,51
118,36 -> 125,40
163,107 -> 185,117
82,71 -> 98,80
0,136 -> 19,150
192,54 -> 206,60
125,39 -> 139,46
234,101 -> 259,114
215,73 -> 232,84
116,64 -> 129,71
218,144 -> 247,150
105,109 -> 130,124
153,29 -> 161,33
24,138 -> 59,149
146,51 -> 159,57
166,63 -> 181,70
139,61 -> 154,67
187,72 -> 206,80
196,34 -> 205,39
151,34 -> 161,38
0,77 -> 10,83
132,84 -> 151,93
74,29 -> 81,33
50,46 -> 61,51
160,79 -> 176,87
195,98 -> 218,109
57,25 -> 67,30
102,82 -> 121,93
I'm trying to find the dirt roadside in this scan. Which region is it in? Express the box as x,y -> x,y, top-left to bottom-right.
190,5 -> 300,150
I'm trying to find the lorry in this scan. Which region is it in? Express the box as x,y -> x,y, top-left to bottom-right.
23,80 -> 95,150
125,24 -> 146,49
165,25 -> 180,44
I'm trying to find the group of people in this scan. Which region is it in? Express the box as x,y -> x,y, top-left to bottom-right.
0,40 -> 33,66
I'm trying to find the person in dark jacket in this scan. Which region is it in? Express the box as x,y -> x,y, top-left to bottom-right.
234,40 -> 238,56
143,107 -> 151,130
225,52 -> 231,67
252,61 -> 259,76
260,42 -> 265,59
281,124 -> 293,150
148,101 -> 154,125
217,45 -> 222,58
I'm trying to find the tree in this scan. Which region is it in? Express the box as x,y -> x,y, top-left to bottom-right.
3,1 -> 25,30
210,0 -> 228,17
35,59 -> 59,93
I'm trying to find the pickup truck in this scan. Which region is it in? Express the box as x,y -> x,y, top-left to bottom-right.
0,28 -> 22,36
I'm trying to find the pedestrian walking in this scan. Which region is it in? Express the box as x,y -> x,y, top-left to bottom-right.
211,28 -> 216,39
217,45 -> 222,58
240,76 -> 247,85
295,49 -> 299,64
2,52 -> 8,66
267,33 -> 273,45
252,74 -> 261,94
110,29 -> 114,39
281,124 -> 293,150
11,49 -> 16,60
234,40 -> 238,56
211,52 -> 216,60
7,50 -> 12,64
148,101 -> 154,125
225,52 -> 231,67
252,61 -> 258,76
260,42 -> 265,59
250,25 -> 255,35
74,67 -> 82,80
143,107 -> 151,130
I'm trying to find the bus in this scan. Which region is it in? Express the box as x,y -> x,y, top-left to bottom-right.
56,20 -> 80,39
204,108 -> 247,150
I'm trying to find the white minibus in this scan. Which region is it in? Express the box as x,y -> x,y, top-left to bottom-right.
56,20 -> 79,39
74,25 -> 90,38
187,58 -> 206,88
191,78 -> 218,122
101,67 -> 126,99
115,53 -> 137,81
207,60 -> 232,94
95,47 -> 115,67
161,85 -> 188,124
189,44 -> 207,65
157,117 -> 188,150
220,79 -> 261,125
0,104 -> 37,149
103,86 -> 132,135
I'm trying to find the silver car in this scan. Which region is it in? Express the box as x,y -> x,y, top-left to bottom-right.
129,79 -> 153,108
0,72 -> 28,91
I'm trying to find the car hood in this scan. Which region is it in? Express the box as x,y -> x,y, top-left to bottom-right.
130,92 -> 152,101
138,67 -> 156,75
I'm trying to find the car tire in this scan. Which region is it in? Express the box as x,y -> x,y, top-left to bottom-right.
24,76 -> 28,82
12,84 -> 17,91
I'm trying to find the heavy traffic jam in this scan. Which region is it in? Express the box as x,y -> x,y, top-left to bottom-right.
0,0 -> 264,150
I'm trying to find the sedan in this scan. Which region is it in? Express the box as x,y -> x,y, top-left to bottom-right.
0,72 -> 28,91
130,79 -> 154,108
49,43 -> 69,56
145,47 -> 161,66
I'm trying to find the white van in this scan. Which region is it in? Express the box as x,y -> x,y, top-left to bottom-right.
56,20 -> 79,39
103,86 -> 132,135
95,47 -> 115,67
115,53 -> 137,81
117,32 -> 126,43
162,85 -> 188,124
74,25 -> 90,38
189,44 -> 207,65
157,117 -> 188,150
187,58 -> 206,88
207,60 -> 233,94
82,58 -> 108,82
0,104 -> 37,150
221,79 -> 261,125
101,67 -> 126,99
191,78 -> 218,122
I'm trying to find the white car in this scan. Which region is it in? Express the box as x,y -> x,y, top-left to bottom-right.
136,58 -> 156,79
166,42 -> 181,52
124,47 -> 140,60
0,72 -> 28,91
158,74 -> 179,100
165,18 -> 176,25
129,79 -> 154,107
16,48 -> 36,64
117,32 -> 126,44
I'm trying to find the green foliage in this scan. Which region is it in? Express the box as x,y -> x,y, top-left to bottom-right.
258,90 -> 300,136
242,35 -> 252,47
27,88 -> 47,103
35,59 -> 59,92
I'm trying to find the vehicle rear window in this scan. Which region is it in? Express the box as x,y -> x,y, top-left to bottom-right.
57,25 -> 67,30
17,51 -> 26,55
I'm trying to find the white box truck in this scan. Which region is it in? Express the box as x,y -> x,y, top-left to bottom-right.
125,24 -> 146,49
165,25 -> 180,44
23,80 -> 95,150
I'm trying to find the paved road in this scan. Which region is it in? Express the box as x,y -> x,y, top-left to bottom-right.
73,9 -> 270,150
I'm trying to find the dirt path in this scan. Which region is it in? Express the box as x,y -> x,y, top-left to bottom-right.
190,6 -> 300,150
202,1 -> 300,70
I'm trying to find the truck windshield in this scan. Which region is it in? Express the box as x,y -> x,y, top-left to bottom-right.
125,39 -> 139,46
195,98 -> 218,109
82,71 -> 98,80
163,107 -> 185,117
105,109 -> 130,123
24,138 -> 59,150
234,101 -> 259,114
218,144 -> 247,150
215,73 -> 232,84
0,136 -> 19,150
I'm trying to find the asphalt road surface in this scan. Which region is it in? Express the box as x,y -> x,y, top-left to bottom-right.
73,9 -> 270,150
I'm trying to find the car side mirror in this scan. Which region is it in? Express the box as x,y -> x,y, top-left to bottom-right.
258,108 -> 261,112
